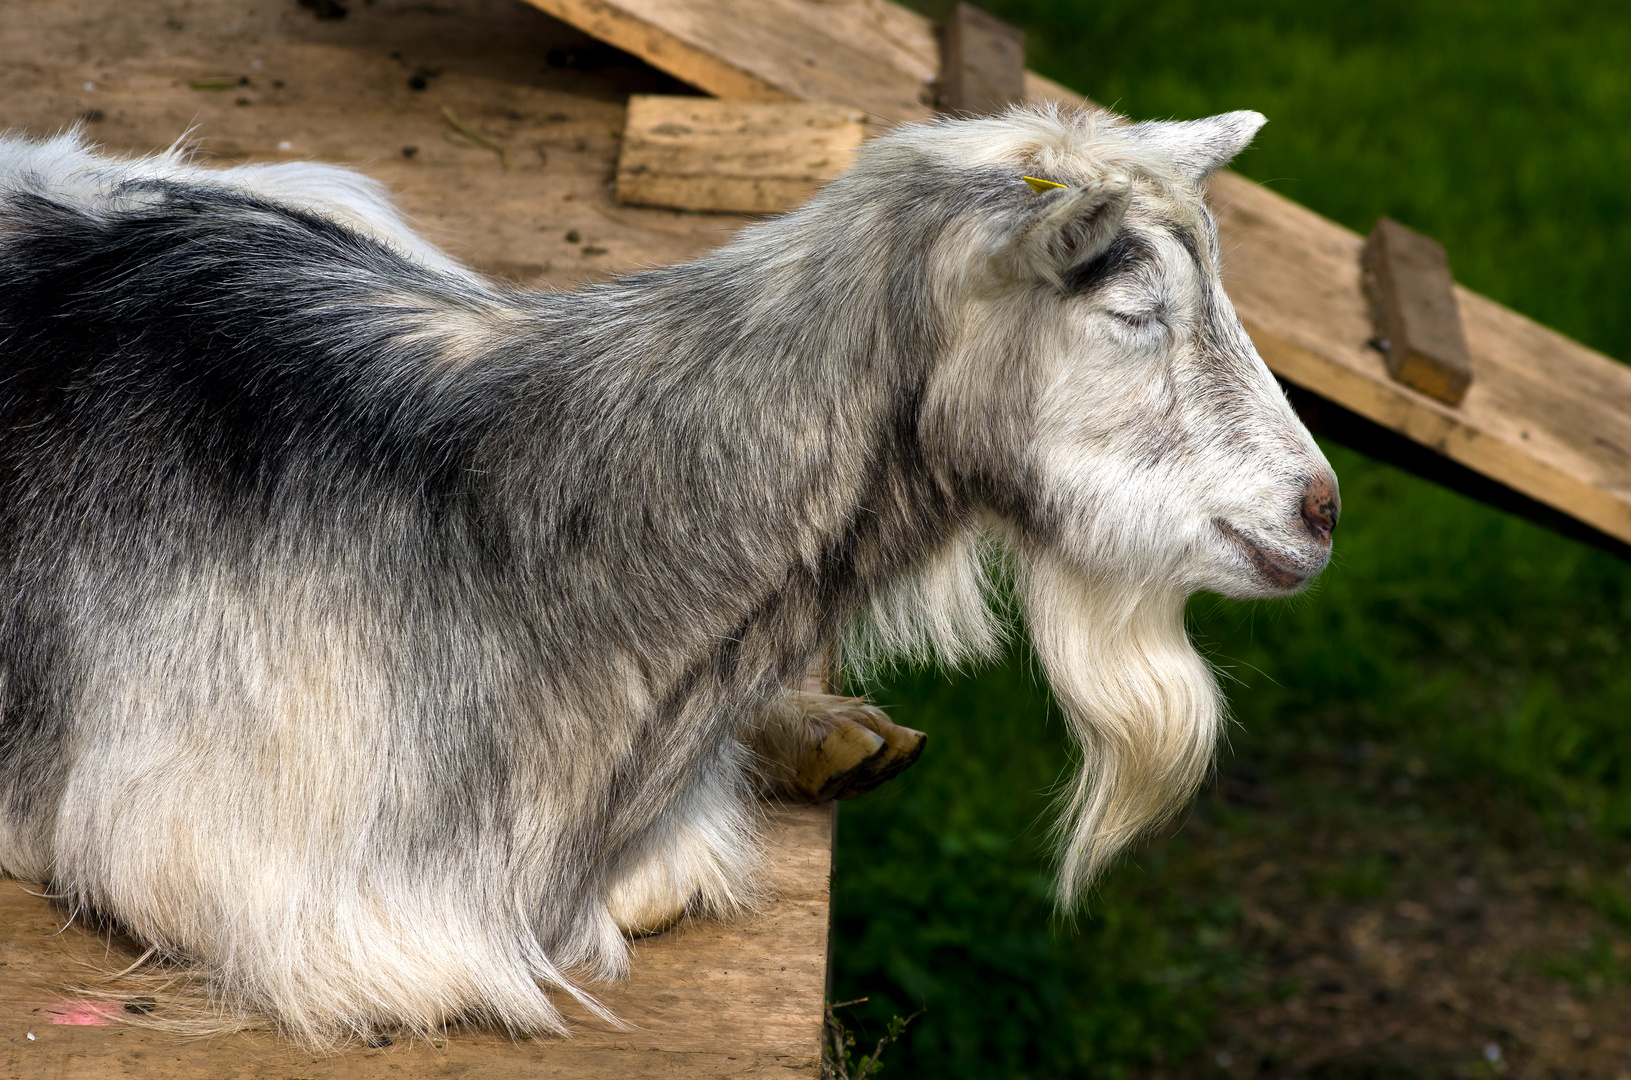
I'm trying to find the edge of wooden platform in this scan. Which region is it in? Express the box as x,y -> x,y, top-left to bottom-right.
0,804 -> 833,1079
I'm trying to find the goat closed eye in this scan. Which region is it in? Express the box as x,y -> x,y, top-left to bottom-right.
1103,309 -> 1170,346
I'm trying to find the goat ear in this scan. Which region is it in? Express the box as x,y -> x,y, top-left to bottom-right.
1129,110 -> 1266,182
1003,173 -> 1132,286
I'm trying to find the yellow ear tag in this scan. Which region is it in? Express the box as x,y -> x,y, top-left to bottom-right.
1022,175 -> 1067,193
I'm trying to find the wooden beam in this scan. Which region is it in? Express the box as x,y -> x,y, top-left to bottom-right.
1284,381 -> 1631,561
1022,69 -> 1093,109
616,96 -> 868,213
1361,217 -> 1473,406
938,2 -> 1025,115
518,0 -> 939,123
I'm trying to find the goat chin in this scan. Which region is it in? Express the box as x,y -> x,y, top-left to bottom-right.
1021,553 -> 1224,905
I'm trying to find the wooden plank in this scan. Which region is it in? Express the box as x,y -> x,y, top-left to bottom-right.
938,2 -> 1025,115
0,1 -> 834,1075
1282,382 -> 1631,562
0,805 -> 831,1079
518,0 -> 939,122
1361,217 -> 1473,405
1022,69 -> 1092,109
616,95 -> 868,213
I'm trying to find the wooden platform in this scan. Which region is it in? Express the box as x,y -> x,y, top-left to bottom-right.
1,0 -> 833,1074
0,806 -> 832,1079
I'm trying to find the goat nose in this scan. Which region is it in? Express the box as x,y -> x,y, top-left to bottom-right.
1300,475 -> 1340,542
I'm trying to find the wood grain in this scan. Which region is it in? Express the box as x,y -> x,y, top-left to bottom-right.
0,0 -> 762,290
616,95 -> 868,213
518,0 -> 940,123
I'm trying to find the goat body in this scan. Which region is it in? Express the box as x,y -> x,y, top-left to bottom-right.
0,108 -> 1336,1045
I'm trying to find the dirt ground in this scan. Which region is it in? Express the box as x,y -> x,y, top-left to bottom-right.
1164,759 -> 1631,1080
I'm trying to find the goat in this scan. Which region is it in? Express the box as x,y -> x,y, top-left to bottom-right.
0,106 -> 1338,1047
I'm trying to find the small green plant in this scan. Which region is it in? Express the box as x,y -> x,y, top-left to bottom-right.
822,998 -> 924,1080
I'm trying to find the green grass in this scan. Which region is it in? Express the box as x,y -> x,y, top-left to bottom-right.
830,3 -> 1631,1076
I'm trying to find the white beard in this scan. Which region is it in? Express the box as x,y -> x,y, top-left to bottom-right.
1021,552 -> 1224,903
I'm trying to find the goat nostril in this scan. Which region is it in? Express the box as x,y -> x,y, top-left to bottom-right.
1300,476 -> 1339,540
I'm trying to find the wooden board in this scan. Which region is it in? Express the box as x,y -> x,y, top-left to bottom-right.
518,0 -> 940,123
0,805 -> 833,1079
616,95 -> 868,213
0,0 -> 834,1075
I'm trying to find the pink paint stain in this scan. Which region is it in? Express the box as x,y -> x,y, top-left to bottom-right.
45,1000 -> 118,1026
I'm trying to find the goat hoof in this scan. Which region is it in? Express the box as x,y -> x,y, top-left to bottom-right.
797,702 -> 927,802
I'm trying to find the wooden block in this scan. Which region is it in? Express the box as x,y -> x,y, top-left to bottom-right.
937,2 -> 1025,115
616,95 -> 867,214
1360,217 -> 1473,406
519,0 -> 940,123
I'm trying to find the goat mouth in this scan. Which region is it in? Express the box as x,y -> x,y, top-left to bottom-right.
1215,520 -> 1313,591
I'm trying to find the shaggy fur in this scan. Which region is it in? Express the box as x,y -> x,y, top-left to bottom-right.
0,106 -> 1336,1046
